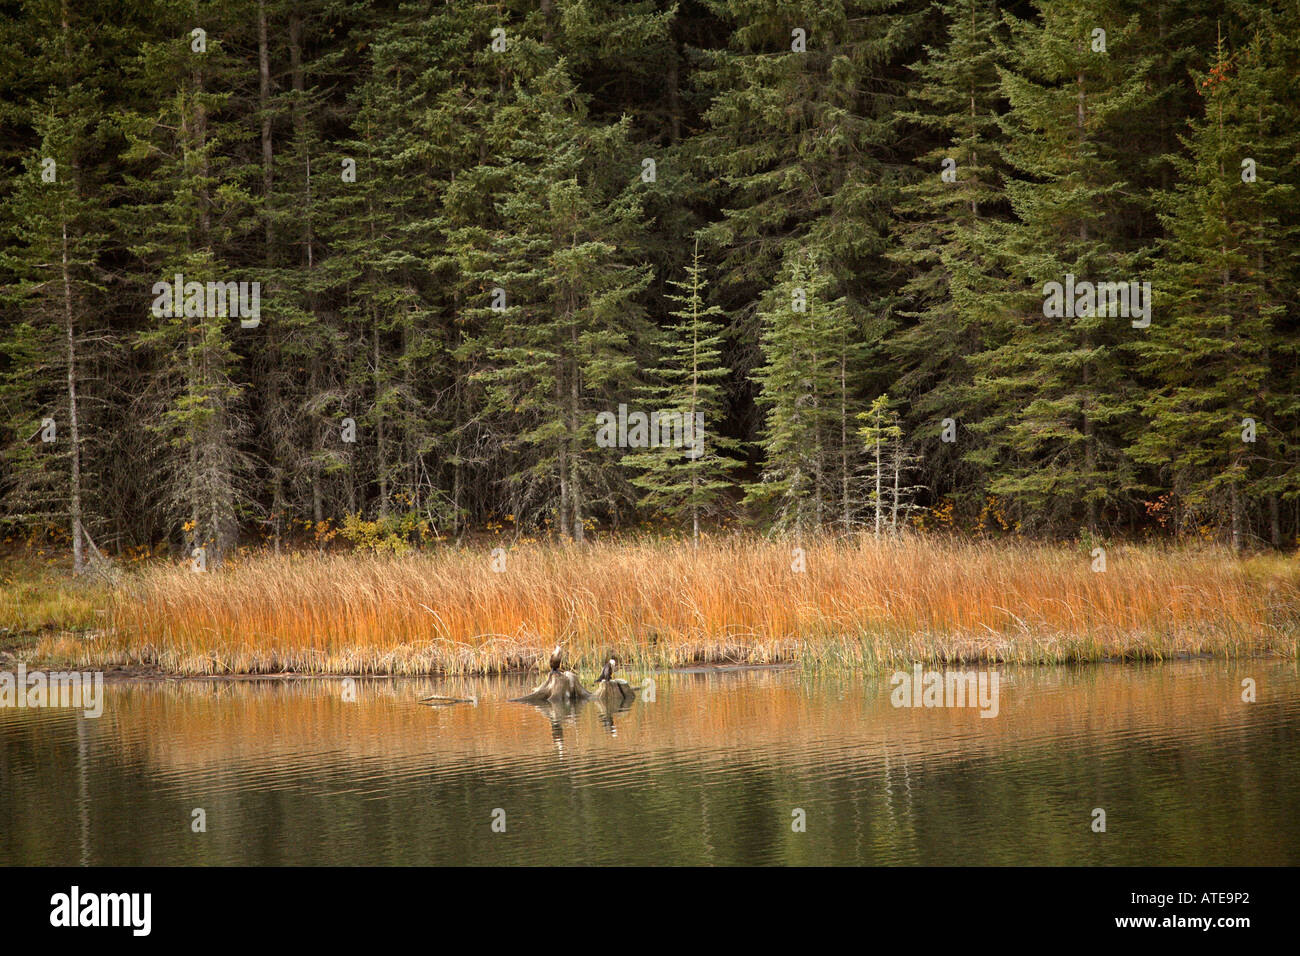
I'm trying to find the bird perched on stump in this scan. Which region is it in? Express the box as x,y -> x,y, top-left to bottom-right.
549,644 -> 564,672
597,655 -> 618,683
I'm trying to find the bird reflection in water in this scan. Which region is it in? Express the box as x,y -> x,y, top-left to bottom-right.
521,687 -> 636,750
524,698 -> 581,755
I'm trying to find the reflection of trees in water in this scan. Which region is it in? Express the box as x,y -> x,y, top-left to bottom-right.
2,661 -> 1299,865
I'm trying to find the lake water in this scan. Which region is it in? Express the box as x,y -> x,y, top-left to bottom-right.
1,659 -> 1297,865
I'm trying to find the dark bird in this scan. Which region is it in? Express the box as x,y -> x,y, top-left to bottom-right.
597,655 -> 618,683
549,644 -> 564,672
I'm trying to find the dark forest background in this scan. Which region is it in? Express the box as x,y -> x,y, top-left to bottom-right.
2,0 -> 1299,569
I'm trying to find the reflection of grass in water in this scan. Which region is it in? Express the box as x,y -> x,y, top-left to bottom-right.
24,536 -> 1300,675
71,661 -> 1299,775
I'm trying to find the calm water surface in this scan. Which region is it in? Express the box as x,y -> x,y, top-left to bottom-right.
1,659 -> 1297,865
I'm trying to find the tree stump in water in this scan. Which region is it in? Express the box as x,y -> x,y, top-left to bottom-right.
513,669 -> 593,703
592,678 -> 637,706
512,673 -> 640,706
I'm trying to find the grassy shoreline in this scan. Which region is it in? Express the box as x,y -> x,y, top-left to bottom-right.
3,536 -> 1298,676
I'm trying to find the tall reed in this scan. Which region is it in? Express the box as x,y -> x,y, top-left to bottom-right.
32,535 -> 1300,675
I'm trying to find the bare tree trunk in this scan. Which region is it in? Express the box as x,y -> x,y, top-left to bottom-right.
840,352 -> 850,533
289,6 -> 309,265
812,364 -> 823,529
1230,482 -> 1242,553
1077,68 -> 1097,535
691,458 -> 699,549
374,320 -> 388,516
58,0 -> 84,574
61,217 -> 84,574
192,47 -> 227,570
289,4 -> 324,534
540,0 -> 554,43
556,356 -> 570,539
690,280 -> 700,548
968,0 -> 979,217
667,34 -> 681,145
874,406 -> 882,538
891,441 -> 900,534
258,0 -> 273,249
569,340 -> 584,543
260,1 -> 285,551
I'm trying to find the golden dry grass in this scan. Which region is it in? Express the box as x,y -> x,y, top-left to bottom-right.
28,535 -> 1300,675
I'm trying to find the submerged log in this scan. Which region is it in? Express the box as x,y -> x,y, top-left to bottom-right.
418,693 -> 477,706
512,669 -> 593,704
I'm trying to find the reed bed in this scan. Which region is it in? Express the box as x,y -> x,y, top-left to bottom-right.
30,535 -> 1300,675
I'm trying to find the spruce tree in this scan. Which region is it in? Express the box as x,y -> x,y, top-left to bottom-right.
887,0 -> 1008,516
1133,26 -> 1300,548
119,11 -> 257,568
0,109 -> 109,572
746,251 -> 860,533
624,239 -> 741,545
698,0 -> 922,443
321,5 -> 466,529
462,63 -> 653,540
0,0 -> 128,569
965,0 -> 1153,534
